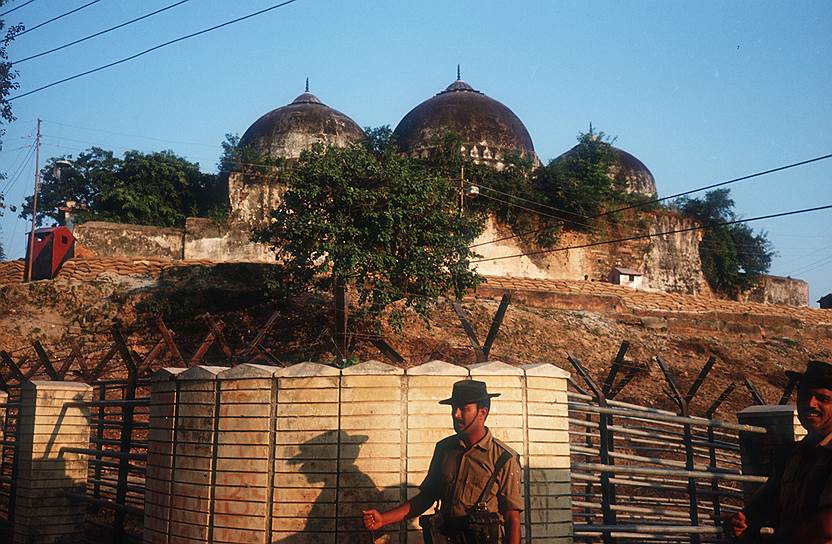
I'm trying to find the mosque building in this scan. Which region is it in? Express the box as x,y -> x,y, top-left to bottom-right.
66,74 -> 808,303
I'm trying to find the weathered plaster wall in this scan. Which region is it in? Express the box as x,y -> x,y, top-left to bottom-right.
71,219 -> 278,263
73,221 -> 184,260
145,361 -> 573,544
473,211 -> 709,295
741,275 -> 809,307
227,171 -> 283,228
638,212 -> 708,295
183,218 -> 276,262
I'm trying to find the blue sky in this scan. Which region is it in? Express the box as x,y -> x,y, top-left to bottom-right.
0,0 -> 830,304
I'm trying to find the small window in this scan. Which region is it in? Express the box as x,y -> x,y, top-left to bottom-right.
61,236 -> 69,244
629,274 -> 635,281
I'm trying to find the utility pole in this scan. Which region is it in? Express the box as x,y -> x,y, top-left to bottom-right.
459,164 -> 465,216
334,276 -> 348,360
25,118 -> 42,282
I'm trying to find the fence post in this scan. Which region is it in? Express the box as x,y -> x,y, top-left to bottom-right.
736,405 -> 805,499
213,364 -> 282,544
272,362 -> 341,544
145,367 -> 186,544
522,362 -> 573,544
339,360 -> 405,543
12,380 -> 93,544
169,366 -> 225,543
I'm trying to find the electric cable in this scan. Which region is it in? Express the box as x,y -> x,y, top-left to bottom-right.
470,152 -> 832,249
0,0 -> 35,18
785,253 -> 832,277
476,191 -> 569,222
40,119 -> 215,147
471,204 -> 832,263
13,0 -> 192,64
1,137 -> 34,195
466,179 -> 591,221
16,0 -> 102,37
0,142 -> 32,155
9,0 -> 303,101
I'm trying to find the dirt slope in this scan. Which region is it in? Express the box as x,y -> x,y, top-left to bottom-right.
0,260 -> 829,419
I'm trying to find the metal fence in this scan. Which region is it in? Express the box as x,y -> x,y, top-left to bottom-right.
567,343 -> 772,543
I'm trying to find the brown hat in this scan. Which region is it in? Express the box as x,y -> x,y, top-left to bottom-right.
438,380 -> 501,406
786,360 -> 832,389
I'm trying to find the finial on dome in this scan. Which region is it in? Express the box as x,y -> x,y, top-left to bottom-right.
457,64 -> 461,80
305,77 -> 309,93
588,122 -> 599,141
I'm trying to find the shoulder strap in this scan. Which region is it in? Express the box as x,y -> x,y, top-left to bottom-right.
476,450 -> 513,505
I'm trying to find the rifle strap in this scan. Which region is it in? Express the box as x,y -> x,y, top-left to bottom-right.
475,450 -> 513,506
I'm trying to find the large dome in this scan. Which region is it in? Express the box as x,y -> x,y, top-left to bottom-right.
240,89 -> 365,160
393,78 -> 537,168
559,143 -> 657,198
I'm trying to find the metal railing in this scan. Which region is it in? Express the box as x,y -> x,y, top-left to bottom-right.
67,377 -> 150,543
567,344 -> 769,543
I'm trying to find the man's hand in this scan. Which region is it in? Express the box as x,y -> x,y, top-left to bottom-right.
362,509 -> 385,531
722,511 -> 748,540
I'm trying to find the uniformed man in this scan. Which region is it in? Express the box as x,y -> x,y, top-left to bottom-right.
724,359 -> 832,543
362,379 -> 523,544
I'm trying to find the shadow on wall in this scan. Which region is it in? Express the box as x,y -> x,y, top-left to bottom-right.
278,430 -> 399,544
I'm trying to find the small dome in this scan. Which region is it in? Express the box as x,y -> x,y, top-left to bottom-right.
558,143 -> 657,198
393,78 -> 537,167
240,90 -> 364,160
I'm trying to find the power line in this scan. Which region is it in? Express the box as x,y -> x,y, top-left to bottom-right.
468,179 -> 590,221
13,0 -> 192,64
41,131 -> 216,150
786,253 -> 832,277
476,191 -> 566,222
0,142 -> 32,155
9,0 -> 303,101
1,138 -> 35,195
0,0 -> 35,18
470,152 -> 832,249
16,0 -> 102,37
471,204 -> 832,263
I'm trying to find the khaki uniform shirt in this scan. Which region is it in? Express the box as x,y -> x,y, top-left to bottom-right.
746,431 -> 832,538
419,428 -> 523,519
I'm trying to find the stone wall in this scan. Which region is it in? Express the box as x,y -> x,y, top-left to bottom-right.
74,221 -> 184,260
145,360 -> 573,544
227,171 -> 283,228
184,218 -> 276,262
71,218 -> 277,263
473,211 -> 709,295
741,274 -> 809,307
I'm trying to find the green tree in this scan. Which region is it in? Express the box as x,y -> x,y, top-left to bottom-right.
20,147 -> 226,227
254,127 -> 484,340
677,188 -> 774,296
535,129 -> 619,227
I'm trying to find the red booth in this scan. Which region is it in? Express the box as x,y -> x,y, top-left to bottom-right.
24,226 -> 75,281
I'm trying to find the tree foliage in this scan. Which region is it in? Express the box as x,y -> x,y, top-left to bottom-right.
676,188 -> 774,296
536,130 -> 619,226
20,147 -> 226,228
254,127 -> 484,331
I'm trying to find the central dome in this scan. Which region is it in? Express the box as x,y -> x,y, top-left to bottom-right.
393,78 -> 537,167
240,89 -> 364,160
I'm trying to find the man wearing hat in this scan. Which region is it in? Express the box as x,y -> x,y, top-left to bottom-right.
362,379 -> 523,544
724,360 -> 832,543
